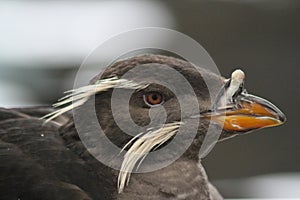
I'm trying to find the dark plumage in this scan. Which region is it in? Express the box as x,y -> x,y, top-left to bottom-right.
0,55 -> 285,200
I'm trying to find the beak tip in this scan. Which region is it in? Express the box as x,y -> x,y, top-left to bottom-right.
278,112 -> 287,124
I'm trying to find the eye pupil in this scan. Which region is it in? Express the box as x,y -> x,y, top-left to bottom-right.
152,94 -> 158,100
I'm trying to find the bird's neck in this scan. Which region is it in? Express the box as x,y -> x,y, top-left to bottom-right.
117,158 -> 212,200
60,121 -> 213,199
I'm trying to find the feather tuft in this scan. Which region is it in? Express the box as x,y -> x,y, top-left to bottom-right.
117,122 -> 183,193
41,77 -> 148,123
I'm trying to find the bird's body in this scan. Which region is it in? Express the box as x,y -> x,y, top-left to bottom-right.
0,55 -> 285,199
0,107 -> 221,200
0,107 -> 110,200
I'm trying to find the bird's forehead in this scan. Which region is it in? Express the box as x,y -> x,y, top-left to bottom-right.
92,55 -> 225,97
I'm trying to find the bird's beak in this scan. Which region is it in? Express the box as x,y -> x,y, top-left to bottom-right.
204,93 -> 286,132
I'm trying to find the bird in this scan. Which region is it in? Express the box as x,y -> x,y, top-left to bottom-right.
0,54 -> 286,200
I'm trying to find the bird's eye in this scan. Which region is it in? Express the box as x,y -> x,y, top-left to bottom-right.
144,92 -> 163,106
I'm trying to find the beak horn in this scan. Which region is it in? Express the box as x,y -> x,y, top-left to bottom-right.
207,93 -> 286,132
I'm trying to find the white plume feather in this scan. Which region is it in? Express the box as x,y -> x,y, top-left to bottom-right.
118,122 -> 183,193
42,77 -> 148,122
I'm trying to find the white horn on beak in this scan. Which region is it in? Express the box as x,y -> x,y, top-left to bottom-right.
225,69 -> 245,103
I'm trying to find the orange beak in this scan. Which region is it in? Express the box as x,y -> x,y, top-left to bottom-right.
206,94 -> 286,132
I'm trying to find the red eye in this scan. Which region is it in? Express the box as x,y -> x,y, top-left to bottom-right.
144,92 -> 163,106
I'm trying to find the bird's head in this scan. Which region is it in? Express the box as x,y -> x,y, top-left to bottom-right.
44,54 -> 286,193
89,54 -> 285,142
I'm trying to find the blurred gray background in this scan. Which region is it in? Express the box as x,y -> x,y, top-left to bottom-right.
0,0 -> 299,198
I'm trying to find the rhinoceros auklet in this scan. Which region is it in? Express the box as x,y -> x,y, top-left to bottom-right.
0,55 -> 286,200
